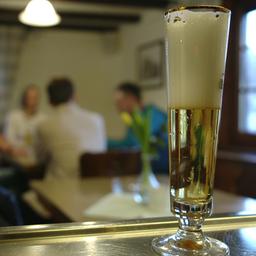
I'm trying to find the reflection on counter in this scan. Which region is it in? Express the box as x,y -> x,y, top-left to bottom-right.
0,215 -> 256,256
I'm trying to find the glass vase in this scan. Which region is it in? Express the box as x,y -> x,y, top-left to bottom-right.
133,153 -> 160,205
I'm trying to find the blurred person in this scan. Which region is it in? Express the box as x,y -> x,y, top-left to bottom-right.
108,82 -> 168,174
4,85 -> 45,167
38,78 -> 106,179
0,134 -> 29,195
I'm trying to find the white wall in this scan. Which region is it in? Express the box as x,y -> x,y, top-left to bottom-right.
121,10 -> 166,110
11,9 -> 167,137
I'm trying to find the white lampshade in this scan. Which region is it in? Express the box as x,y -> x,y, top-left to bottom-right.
19,0 -> 61,27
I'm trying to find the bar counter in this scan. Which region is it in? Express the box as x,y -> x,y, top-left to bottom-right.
0,214 -> 256,255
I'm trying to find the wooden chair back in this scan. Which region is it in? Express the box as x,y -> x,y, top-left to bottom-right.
80,150 -> 141,177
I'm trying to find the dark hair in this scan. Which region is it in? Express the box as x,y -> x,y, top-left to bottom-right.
21,85 -> 39,108
116,82 -> 142,101
47,78 -> 74,106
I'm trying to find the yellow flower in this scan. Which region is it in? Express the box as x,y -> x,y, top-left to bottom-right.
121,112 -> 133,126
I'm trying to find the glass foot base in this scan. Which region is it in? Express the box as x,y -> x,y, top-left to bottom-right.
152,234 -> 229,256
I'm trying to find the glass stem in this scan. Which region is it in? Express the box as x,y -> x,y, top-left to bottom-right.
179,214 -> 204,232
175,215 -> 206,250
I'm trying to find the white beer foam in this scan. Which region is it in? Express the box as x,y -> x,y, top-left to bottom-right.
166,8 -> 230,108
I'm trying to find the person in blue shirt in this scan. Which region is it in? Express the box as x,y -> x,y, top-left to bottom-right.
108,82 -> 168,174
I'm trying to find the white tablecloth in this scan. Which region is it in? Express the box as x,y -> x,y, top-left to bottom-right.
84,186 -> 171,219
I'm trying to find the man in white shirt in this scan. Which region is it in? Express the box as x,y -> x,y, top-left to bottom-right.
5,86 -> 46,167
38,78 -> 106,179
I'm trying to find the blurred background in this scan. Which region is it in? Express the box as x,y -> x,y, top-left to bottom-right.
0,0 -> 255,227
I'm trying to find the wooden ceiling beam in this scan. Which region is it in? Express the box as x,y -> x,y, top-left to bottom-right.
58,11 -> 140,23
0,8 -> 141,32
53,0 -> 169,8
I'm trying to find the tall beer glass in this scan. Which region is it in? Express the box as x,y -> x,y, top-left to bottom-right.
152,6 -> 231,255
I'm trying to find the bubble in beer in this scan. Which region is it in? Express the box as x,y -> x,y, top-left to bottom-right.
174,16 -> 182,23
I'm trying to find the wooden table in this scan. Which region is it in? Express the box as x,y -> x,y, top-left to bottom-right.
29,176 -> 256,222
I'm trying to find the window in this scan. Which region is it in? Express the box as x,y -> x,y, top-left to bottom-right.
239,9 -> 256,134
